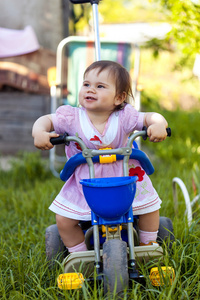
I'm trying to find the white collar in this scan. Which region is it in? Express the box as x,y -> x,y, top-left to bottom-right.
79,109 -> 119,147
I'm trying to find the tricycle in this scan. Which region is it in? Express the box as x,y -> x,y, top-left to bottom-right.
45,128 -> 175,294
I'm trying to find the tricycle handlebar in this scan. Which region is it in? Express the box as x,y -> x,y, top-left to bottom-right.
142,126 -> 171,140
50,132 -> 70,146
166,127 -> 171,137
50,130 -> 143,147
50,128 -> 171,147
50,128 -> 171,180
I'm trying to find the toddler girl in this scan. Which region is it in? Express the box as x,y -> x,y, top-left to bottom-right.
32,60 -> 168,252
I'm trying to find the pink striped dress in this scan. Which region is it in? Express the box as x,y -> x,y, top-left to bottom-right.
49,104 -> 161,220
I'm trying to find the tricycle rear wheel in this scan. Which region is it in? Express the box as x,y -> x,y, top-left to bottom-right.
103,239 -> 129,295
45,224 -> 67,266
157,216 -> 174,247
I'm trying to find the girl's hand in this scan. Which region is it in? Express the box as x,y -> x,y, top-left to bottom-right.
144,112 -> 168,143
33,131 -> 59,150
32,114 -> 58,150
147,124 -> 167,143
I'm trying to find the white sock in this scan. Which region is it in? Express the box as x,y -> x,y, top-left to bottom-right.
139,229 -> 158,244
67,240 -> 87,253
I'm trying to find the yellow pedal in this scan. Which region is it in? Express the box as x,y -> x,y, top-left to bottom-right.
57,273 -> 84,290
150,266 -> 175,286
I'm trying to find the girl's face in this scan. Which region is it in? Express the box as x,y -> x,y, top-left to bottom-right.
79,68 -> 124,114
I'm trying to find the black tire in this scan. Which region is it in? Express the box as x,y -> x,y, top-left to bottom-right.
103,239 -> 129,295
157,216 -> 175,247
45,224 -> 67,266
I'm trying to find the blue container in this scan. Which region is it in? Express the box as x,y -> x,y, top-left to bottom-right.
80,176 -> 137,220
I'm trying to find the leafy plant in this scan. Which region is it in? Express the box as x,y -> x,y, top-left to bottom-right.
0,152 -> 51,189
153,0 -> 200,61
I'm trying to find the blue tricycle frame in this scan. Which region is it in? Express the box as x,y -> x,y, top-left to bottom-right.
45,129 -> 174,292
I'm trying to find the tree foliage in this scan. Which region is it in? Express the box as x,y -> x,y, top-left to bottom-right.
70,0 -> 200,62
153,0 -> 200,56
99,0 -> 147,23
98,0 -> 166,23
70,0 -> 166,34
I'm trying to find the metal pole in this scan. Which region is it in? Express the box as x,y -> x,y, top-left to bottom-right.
49,85 -> 60,178
92,3 -> 101,61
93,225 -> 101,262
127,223 -> 135,260
133,45 -> 141,112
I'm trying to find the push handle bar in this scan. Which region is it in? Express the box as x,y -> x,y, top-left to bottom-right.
69,0 -> 100,4
142,126 -> 171,141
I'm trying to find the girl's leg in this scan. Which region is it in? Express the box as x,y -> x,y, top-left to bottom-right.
138,210 -> 159,245
56,214 -> 86,250
138,210 -> 159,232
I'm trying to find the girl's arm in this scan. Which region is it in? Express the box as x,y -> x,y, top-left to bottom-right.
144,112 -> 168,142
32,114 -> 59,150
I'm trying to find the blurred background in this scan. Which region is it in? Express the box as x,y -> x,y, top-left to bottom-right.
0,0 -> 200,156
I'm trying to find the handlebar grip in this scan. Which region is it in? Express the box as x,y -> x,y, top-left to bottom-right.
142,126 -> 171,140
166,127 -> 171,137
50,132 -> 70,146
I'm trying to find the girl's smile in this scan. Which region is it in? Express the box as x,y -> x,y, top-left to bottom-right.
85,95 -> 97,101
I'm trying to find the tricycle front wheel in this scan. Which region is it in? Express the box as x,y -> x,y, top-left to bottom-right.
103,239 -> 129,295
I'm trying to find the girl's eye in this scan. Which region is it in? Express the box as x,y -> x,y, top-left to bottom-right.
83,83 -> 89,87
98,85 -> 105,88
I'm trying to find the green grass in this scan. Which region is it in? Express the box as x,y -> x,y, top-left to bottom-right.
1,106 -> 200,298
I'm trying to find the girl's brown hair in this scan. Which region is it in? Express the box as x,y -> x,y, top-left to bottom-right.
84,60 -> 134,110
